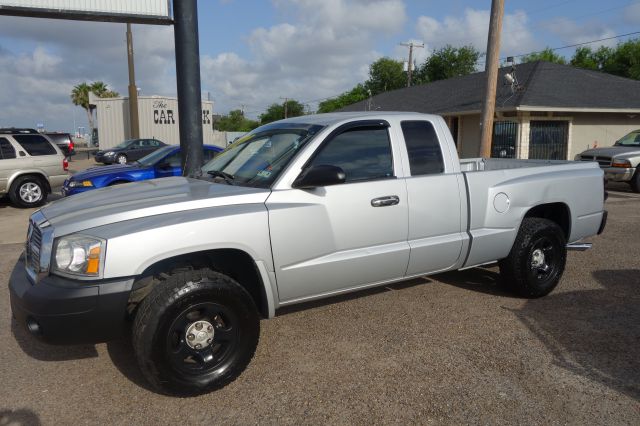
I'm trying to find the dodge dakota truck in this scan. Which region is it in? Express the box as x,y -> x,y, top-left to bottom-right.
10,112 -> 607,395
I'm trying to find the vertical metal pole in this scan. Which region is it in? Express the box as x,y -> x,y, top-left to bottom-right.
479,0 -> 504,158
407,43 -> 413,87
174,0 -> 203,177
126,23 -> 140,139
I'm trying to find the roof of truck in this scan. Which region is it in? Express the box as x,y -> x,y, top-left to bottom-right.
280,111 -> 436,126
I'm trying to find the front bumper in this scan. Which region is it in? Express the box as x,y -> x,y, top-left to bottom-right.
604,166 -> 636,182
9,256 -> 134,344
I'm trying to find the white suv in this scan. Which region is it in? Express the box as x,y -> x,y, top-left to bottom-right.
0,128 -> 68,208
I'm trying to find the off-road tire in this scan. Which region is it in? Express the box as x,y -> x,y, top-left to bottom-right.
9,175 -> 47,208
132,268 -> 260,396
499,218 -> 567,298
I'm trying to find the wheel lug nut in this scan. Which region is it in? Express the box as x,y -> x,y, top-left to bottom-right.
195,344 -> 202,349
195,323 -> 203,330
207,338 -> 212,344
187,334 -> 195,341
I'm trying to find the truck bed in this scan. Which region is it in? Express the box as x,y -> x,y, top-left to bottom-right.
460,157 -> 575,172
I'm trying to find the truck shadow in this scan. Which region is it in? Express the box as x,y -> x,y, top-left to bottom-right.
511,269 -> 640,401
437,267 -> 640,400
0,409 -> 41,426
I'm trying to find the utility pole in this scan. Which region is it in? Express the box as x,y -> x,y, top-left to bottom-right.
479,0 -> 504,158
174,0 -> 203,177
126,23 -> 140,139
280,97 -> 289,118
400,41 -> 424,87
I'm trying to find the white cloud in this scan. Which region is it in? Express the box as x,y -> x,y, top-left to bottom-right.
623,3 -> 640,25
201,0 -> 406,117
541,17 -> 617,50
0,17 -> 176,131
416,8 -> 539,58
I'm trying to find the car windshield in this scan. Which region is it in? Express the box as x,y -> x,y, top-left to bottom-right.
137,146 -> 175,166
201,123 -> 324,188
614,131 -> 640,146
113,139 -> 136,149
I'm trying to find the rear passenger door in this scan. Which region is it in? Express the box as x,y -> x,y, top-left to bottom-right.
400,120 -> 464,276
0,137 -> 20,193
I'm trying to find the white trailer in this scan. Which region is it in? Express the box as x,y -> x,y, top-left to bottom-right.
90,94 -> 216,150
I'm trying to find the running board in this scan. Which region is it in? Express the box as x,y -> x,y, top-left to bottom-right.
566,243 -> 592,251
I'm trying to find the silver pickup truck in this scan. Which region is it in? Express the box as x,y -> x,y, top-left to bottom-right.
10,112 -> 607,395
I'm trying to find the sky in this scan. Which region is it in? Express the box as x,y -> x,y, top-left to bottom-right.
1,0 -> 640,132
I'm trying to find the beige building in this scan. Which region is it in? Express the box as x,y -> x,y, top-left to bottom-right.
343,61 -> 640,160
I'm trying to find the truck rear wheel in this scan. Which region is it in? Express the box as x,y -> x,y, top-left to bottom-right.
499,218 -> 566,298
132,268 -> 260,396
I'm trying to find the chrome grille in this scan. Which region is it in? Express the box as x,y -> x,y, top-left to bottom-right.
579,155 -> 611,167
26,221 -> 42,274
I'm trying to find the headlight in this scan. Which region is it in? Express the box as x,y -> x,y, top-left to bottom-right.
53,235 -> 105,277
68,180 -> 94,188
611,159 -> 632,168
105,151 -> 115,156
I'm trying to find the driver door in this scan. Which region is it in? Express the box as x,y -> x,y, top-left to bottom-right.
266,122 -> 410,303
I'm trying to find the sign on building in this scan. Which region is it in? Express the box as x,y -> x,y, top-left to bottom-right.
0,0 -> 172,24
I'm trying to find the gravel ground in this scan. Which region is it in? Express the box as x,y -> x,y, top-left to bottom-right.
0,179 -> 638,425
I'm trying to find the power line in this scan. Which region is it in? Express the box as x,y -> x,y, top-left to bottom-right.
478,30 -> 640,66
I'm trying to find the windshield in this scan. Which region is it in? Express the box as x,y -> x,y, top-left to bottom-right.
113,139 -> 135,149
137,146 -> 175,166
614,130 -> 640,146
201,123 -> 324,188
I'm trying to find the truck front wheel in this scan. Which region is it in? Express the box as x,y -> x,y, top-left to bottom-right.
499,218 -> 567,298
132,268 -> 260,396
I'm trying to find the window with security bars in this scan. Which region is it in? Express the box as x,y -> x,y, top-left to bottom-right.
529,121 -> 569,160
491,121 -> 518,158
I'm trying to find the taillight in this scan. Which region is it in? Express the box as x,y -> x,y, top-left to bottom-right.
69,141 -> 74,151
63,158 -> 69,171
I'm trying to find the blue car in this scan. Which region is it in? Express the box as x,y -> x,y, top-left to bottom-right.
62,145 -> 222,196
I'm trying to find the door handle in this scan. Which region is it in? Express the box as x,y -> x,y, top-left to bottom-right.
371,195 -> 400,207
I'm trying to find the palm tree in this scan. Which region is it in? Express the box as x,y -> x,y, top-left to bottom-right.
70,81 -> 119,134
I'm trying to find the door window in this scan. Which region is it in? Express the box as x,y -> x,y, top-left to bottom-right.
13,135 -> 57,156
0,137 -> 16,159
309,125 -> 393,182
401,121 -> 444,175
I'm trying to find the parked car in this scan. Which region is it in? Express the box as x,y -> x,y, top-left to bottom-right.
94,138 -> 166,165
63,145 -> 222,196
10,112 -> 606,395
45,132 -> 75,157
0,128 -> 68,207
576,129 -> 640,192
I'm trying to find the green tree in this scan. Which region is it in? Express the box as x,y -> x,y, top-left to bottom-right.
415,45 -> 481,83
570,40 -> 640,80
215,110 -> 259,132
520,47 -> 567,64
318,84 -> 369,113
70,81 -> 119,132
570,46 -> 603,70
260,99 -> 305,124
365,57 -> 406,95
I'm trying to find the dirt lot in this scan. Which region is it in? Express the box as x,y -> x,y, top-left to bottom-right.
1,164 -> 639,425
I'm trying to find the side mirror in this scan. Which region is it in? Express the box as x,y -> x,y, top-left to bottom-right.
293,165 -> 346,189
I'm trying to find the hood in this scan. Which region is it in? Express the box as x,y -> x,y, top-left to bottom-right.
70,163 -> 148,180
579,146 -> 640,158
41,177 -> 271,236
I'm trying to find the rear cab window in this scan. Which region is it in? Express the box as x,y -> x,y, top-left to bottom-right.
0,137 -> 16,160
13,134 -> 58,156
400,121 -> 444,176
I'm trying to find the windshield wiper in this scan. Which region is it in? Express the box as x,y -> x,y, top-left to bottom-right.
207,170 -> 235,185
